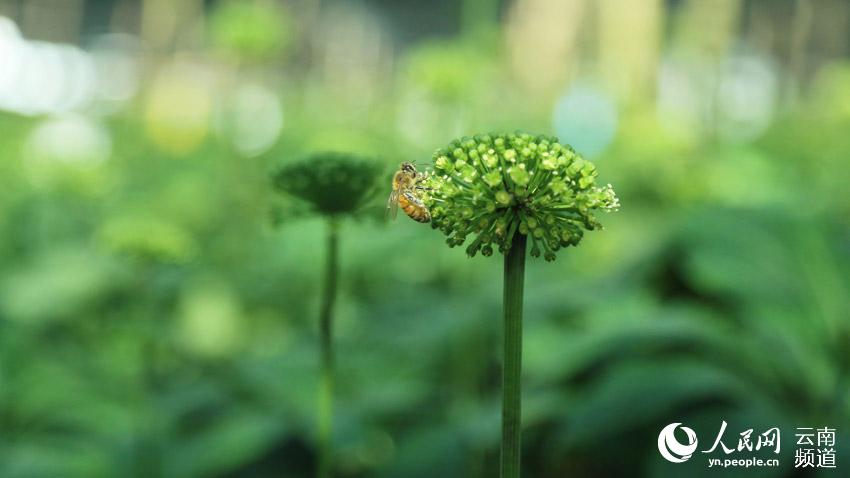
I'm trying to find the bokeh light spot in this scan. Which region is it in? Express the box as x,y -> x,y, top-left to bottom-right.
552,83 -> 618,157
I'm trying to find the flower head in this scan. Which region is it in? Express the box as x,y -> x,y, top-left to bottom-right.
272,152 -> 381,217
423,132 -> 619,261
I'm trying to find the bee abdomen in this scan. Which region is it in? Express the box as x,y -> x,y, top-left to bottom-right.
407,207 -> 430,222
399,193 -> 430,223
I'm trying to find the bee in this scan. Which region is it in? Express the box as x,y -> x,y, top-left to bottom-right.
387,162 -> 431,223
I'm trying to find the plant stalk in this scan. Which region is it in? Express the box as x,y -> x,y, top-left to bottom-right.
318,218 -> 339,478
501,232 -> 526,478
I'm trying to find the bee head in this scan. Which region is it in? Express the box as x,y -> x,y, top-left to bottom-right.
400,162 -> 417,174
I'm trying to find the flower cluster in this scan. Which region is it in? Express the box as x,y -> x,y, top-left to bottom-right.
422,132 -> 619,261
271,152 -> 381,217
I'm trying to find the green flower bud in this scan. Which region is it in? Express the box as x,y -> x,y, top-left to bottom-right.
494,137 -> 506,151
518,222 -> 529,235
435,155 -> 452,171
566,158 -> 586,176
508,164 -> 530,186
541,155 -> 558,170
484,171 -> 503,188
476,133 -> 493,145
495,190 -> 513,205
458,163 -> 477,182
549,179 -> 568,195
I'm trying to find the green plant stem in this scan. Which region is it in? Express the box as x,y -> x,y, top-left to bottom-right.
318,218 -> 339,478
501,232 -> 526,478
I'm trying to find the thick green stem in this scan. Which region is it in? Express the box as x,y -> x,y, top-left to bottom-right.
501,232 -> 526,478
318,218 -> 339,478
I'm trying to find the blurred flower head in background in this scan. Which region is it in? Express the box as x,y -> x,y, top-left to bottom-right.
272,152 -> 382,218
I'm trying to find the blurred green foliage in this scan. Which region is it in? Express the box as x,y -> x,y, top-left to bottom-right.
209,0 -> 292,62
0,1 -> 849,477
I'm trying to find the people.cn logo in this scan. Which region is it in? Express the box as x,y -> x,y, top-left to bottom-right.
658,423 -> 699,463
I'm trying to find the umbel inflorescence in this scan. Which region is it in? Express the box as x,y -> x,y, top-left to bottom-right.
272,152 -> 381,217
422,132 -> 619,261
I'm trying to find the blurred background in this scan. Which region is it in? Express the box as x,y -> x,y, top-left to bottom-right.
0,0 -> 849,477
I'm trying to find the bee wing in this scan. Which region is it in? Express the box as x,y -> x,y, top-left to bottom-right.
386,190 -> 399,220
